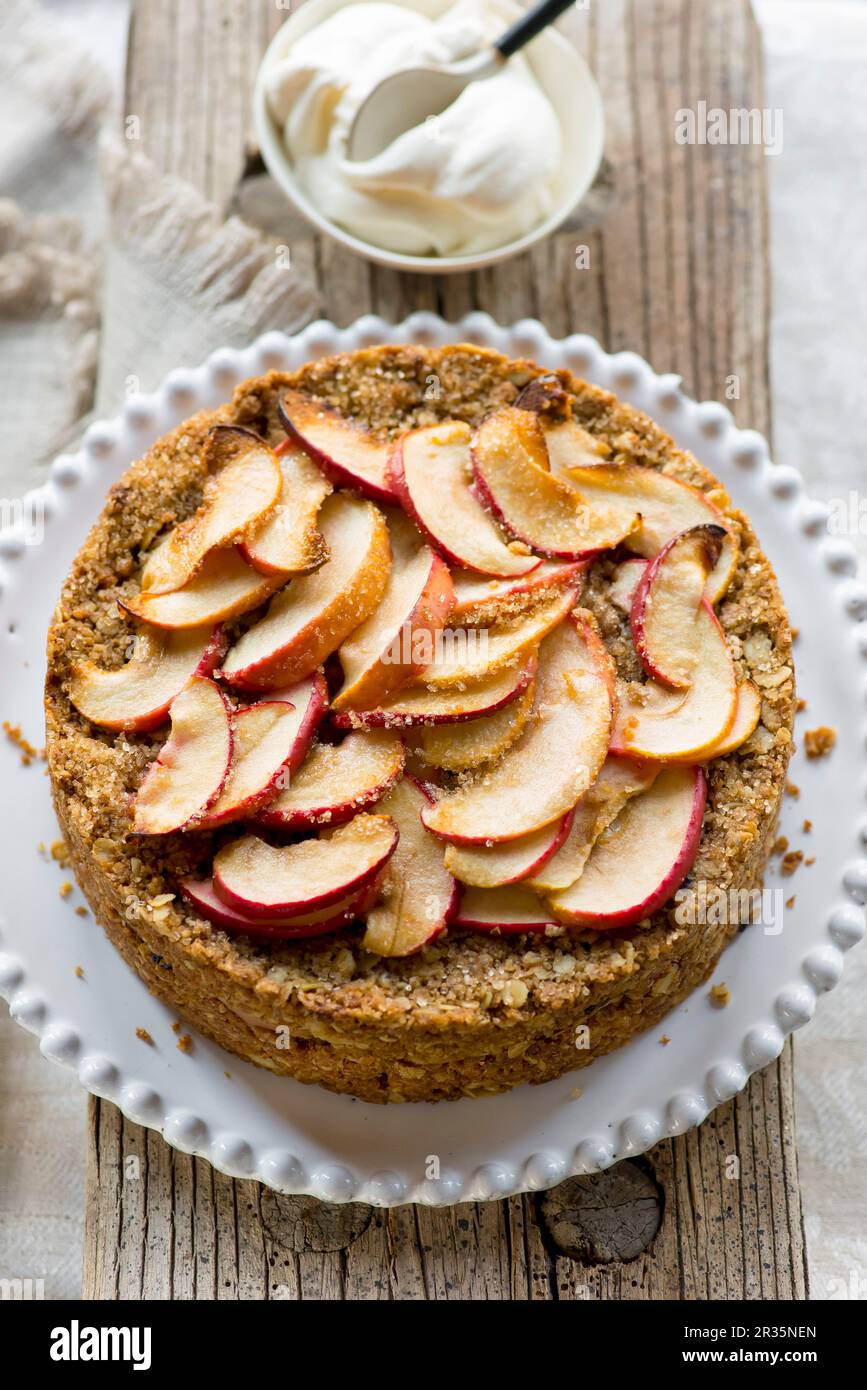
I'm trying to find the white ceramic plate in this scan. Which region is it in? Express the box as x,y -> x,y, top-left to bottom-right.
1,314 -> 865,1208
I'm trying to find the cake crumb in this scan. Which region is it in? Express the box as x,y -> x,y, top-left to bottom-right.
59,881 -> 73,899
171,1021 -> 182,1034
805,855 -> 815,866
804,726 -> 836,759
786,895 -> 796,909
136,1027 -> 154,1046
176,1033 -> 193,1054
569,1086 -> 583,1100
709,983 -> 730,1008
74,965 -> 84,979
795,697 -> 807,712
781,850 -> 804,876
772,835 -> 789,855
785,781 -> 800,799
659,1034 -> 670,1046
802,819 -> 812,833
50,839 -> 71,867
224,1071 -> 232,1080
2,720 -> 41,765
75,906 -> 88,917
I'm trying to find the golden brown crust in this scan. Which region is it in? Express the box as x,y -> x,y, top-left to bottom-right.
45,345 -> 795,1103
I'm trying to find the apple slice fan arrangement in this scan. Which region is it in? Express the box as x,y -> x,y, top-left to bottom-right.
46,345 -> 794,1104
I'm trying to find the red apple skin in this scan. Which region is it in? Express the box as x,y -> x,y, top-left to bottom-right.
447,807 -> 576,888
513,808 -> 575,883
469,459 -> 601,563
334,549 -> 456,711
386,440 -> 542,577
95,624 -> 227,735
180,876 -> 381,939
630,525 -> 727,688
264,671 -> 329,775
330,655 -> 537,730
566,766 -> 707,931
450,559 -> 587,623
132,677 -> 234,834
256,752 -> 405,831
212,821 -> 399,917
608,599 -> 732,759
195,700 -> 298,829
452,894 -> 560,934
278,396 -> 397,506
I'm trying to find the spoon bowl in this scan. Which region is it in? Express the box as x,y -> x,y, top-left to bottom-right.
348,50 -> 503,163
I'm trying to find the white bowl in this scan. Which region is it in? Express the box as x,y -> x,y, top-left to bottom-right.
253,0 -> 605,274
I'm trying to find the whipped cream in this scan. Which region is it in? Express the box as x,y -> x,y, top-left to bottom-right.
265,0 -> 563,256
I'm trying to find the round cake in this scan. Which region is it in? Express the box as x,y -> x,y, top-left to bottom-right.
45,343 -> 795,1103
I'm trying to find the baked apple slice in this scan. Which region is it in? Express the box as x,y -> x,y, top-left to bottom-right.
450,559 -> 586,625
194,699 -> 300,829
472,408 -> 638,558
610,602 -> 737,761
565,463 -> 738,603
631,524 -> 727,688
213,813 -> 398,916
331,653 -> 536,729
444,809 -> 575,889
526,756 -> 658,892
332,513 -> 454,711
123,546 -> 283,629
361,777 -> 458,957
219,493 -> 390,690
388,422 -> 541,577
543,419 -> 610,480
67,623 -> 225,732
198,674 -> 328,827
609,558 -> 647,614
239,442 -> 331,576
279,388 -> 396,504
132,676 -> 232,834
258,730 -> 404,829
181,876 -> 378,938
413,585 -> 579,691
142,427 -> 282,594
421,620 -> 612,844
264,671 -> 330,768
453,885 -> 559,934
703,679 -> 762,757
546,765 -> 706,929
415,678 -> 535,771
515,373 -> 611,478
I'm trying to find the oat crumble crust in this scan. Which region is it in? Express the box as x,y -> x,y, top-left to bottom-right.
45,345 -> 795,1103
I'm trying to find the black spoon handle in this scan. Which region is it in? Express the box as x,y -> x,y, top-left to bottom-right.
495,0 -> 577,59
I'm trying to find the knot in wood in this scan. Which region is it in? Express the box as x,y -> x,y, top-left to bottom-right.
539,1160 -> 663,1263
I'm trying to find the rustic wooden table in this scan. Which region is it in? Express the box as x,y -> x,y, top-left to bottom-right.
82,0 -> 807,1299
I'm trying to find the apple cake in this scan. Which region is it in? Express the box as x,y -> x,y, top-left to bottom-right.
45,343 -> 795,1103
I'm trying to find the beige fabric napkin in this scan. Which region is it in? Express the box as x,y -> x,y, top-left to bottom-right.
95,138 -> 320,413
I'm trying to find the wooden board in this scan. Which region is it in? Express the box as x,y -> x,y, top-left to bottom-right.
83,0 -> 806,1300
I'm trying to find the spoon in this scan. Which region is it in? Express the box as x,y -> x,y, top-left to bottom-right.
347,0 -> 578,162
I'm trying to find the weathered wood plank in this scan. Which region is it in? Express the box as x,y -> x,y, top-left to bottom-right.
82,0 -> 806,1301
